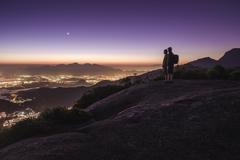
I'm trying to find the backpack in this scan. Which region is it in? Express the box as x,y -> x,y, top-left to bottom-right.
173,54 -> 179,64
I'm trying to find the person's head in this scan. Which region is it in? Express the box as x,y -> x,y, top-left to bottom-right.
164,49 -> 168,54
168,47 -> 172,53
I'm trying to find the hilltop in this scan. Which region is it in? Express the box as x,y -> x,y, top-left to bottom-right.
186,57 -> 217,68
186,48 -> 240,68
218,48 -> 240,67
0,80 -> 240,160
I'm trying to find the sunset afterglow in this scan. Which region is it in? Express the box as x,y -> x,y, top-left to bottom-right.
1,0 -> 239,66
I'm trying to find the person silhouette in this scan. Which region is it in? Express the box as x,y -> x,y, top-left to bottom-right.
167,47 -> 175,81
162,49 -> 168,81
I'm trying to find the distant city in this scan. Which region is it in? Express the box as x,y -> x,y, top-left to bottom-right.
0,63 -> 153,89
0,63 -> 157,127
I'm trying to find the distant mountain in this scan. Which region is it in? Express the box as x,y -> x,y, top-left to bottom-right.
186,57 -> 217,68
218,48 -> 240,68
186,48 -> 240,68
0,63 -> 122,76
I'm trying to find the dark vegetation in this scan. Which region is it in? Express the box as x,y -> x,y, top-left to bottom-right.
174,65 -> 240,80
0,107 -> 93,148
229,69 -> 240,80
74,85 -> 127,109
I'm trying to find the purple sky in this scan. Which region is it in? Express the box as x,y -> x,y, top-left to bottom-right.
0,0 -> 240,65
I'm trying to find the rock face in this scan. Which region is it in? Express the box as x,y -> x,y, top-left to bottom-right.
186,48 -> 240,68
1,80 -> 240,160
219,48 -> 240,67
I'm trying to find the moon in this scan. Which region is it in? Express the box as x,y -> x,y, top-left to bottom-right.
66,32 -> 70,36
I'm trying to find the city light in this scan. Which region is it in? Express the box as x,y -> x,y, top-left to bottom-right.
0,72 -> 139,128
0,73 -> 134,89
2,108 -> 40,128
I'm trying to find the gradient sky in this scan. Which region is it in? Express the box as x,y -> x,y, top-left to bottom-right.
0,0 -> 240,65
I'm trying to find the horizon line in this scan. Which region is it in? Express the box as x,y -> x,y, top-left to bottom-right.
0,62 -> 186,66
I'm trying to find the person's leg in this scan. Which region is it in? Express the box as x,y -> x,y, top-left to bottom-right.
169,74 -> 173,81
163,67 -> 167,81
168,65 -> 174,81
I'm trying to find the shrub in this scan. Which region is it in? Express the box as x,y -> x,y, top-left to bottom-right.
230,70 -> 240,80
174,65 -> 240,80
174,66 -> 208,79
120,77 -> 132,87
0,108 -> 93,148
0,118 -> 49,148
207,65 -> 228,79
74,85 -> 126,109
40,107 -> 92,124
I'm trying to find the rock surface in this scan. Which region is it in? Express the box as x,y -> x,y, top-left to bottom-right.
219,48 -> 240,68
1,80 -> 240,160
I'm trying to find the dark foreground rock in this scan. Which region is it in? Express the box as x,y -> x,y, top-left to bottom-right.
1,80 -> 240,160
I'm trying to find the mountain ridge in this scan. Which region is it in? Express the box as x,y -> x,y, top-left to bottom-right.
186,48 -> 240,68
0,63 -> 122,76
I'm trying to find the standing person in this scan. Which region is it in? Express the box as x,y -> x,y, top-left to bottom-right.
162,49 -> 168,81
167,47 -> 175,81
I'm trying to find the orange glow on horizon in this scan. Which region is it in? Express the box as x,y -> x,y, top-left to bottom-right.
0,51 -> 189,66
0,58 -> 188,66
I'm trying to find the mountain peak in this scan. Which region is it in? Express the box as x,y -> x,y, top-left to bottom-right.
198,57 -> 216,61
186,48 -> 240,68
186,57 -> 217,68
68,63 -> 80,66
219,48 -> 240,67
224,48 -> 240,55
